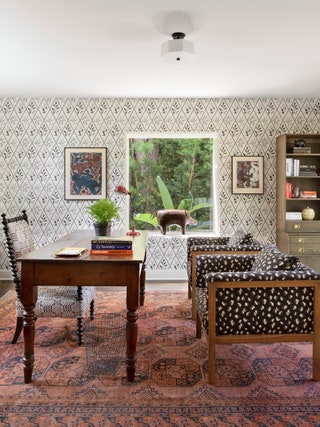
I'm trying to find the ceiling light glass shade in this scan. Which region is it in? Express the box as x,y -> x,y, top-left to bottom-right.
161,33 -> 195,64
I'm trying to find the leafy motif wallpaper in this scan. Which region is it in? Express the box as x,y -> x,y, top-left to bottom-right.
1,97 -> 320,279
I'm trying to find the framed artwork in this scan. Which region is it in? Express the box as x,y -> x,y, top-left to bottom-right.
64,147 -> 107,200
232,156 -> 264,194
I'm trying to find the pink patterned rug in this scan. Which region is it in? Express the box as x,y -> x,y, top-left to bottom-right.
0,290 -> 320,426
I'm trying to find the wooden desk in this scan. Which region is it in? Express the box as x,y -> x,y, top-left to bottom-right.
19,230 -> 148,383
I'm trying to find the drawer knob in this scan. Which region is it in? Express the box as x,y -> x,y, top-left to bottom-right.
298,238 -> 304,243
298,247 -> 305,253
294,224 -> 301,230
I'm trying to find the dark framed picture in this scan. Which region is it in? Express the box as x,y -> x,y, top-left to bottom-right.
232,156 -> 264,194
64,147 -> 107,200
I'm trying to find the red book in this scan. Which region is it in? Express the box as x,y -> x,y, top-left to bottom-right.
286,182 -> 292,199
90,249 -> 133,255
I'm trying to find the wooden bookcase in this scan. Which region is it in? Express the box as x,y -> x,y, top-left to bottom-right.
276,134 -> 320,272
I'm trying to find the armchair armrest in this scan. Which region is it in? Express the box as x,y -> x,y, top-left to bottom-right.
187,236 -> 230,265
205,268 -> 320,285
187,236 -> 230,250
195,253 -> 256,289
187,237 -> 231,294
193,243 -> 263,252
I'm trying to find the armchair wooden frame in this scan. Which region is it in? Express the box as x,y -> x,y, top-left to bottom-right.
196,279 -> 320,385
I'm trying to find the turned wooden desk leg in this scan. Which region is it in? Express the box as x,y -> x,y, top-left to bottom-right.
23,309 -> 36,383
20,262 -> 37,383
125,265 -> 140,382
126,308 -> 138,382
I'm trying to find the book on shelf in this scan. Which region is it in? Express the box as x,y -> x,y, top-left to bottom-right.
299,172 -> 318,176
300,190 -> 317,198
299,164 -> 318,176
286,182 -> 293,198
286,158 -> 300,176
90,249 -> 133,255
285,160 -> 319,176
293,146 -> 312,154
286,212 -> 302,220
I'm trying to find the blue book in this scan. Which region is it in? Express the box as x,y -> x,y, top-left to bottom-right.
91,243 -> 132,250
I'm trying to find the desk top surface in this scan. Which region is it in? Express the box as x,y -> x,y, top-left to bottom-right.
19,230 -> 148,263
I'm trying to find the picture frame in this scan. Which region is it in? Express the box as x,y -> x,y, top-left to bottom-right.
232,156 -> 264,194
64,147 -> 107,200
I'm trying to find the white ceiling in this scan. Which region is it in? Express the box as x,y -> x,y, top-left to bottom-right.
1,0 -> 320,99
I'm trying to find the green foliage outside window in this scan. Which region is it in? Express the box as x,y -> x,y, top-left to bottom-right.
129,138 -> 214,231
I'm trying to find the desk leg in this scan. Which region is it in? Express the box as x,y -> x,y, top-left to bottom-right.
20,263 -> 37,383
126,309 -> 138,382
126,265 -> 140,382
139,253 -> 146,307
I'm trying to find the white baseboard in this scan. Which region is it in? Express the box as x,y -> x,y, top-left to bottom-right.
146,269 -> 187,281
0,270 -> 12,281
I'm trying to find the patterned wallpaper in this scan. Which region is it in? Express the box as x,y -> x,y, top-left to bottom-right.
1,97 -> 320,279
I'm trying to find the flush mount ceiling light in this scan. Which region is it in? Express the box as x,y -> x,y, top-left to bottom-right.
161,32 -> 195,63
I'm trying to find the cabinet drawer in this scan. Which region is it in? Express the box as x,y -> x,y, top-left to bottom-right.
289,244 -> 320,255
286,220 -> 320,233
289,234 -> 320,255
289,235 -> 320,245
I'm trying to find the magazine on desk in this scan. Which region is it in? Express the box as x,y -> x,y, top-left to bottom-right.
54,247 -> 87,257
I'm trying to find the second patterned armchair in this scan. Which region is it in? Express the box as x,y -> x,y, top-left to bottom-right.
187,230 -> 264,318
194,246 -> 320,384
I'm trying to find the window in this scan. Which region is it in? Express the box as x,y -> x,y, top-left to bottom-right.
125,133 -> 219,234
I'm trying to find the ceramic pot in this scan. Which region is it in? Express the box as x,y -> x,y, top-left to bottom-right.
301,207 -> 315,220
94,223 -> 111,236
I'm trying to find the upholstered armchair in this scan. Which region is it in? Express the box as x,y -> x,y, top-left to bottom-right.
187,231 -> 264,318
1,210 -> 95,345
194,246 -> 320,384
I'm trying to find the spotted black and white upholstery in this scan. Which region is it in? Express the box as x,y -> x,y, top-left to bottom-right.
187,230 -> 264,318
1,210 -> 95,345
194,246 -> 320,384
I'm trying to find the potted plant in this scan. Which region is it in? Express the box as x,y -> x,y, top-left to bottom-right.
86,197 -> 120,236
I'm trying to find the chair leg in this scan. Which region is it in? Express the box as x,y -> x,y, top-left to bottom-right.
90,300 -> 94,320
11,316 -> 23,344
76,318 -> 83,346
196,312 -> 202,339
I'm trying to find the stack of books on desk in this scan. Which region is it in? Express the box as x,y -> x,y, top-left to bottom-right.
90,236 -> 133,255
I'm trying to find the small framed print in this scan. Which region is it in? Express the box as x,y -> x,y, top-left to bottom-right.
64,147 -> 107,200
232,156 -> 264,194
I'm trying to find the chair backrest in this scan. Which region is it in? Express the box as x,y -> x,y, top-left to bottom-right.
1,210 -> 35,299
